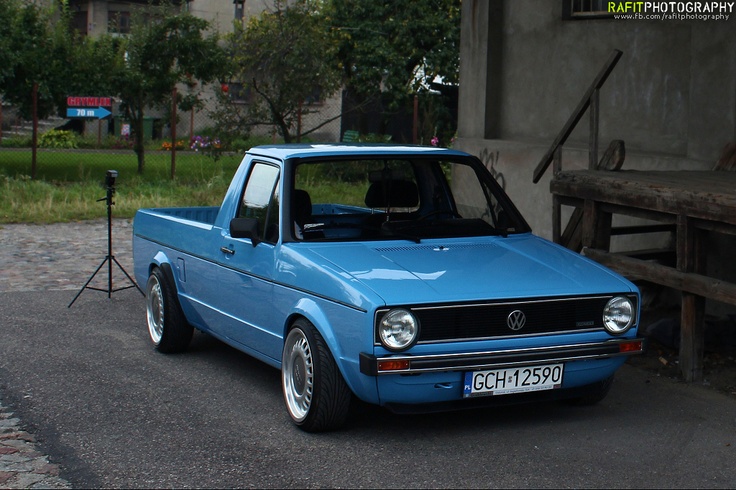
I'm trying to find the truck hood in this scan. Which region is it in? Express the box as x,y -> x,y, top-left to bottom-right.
305,234 -> 635,306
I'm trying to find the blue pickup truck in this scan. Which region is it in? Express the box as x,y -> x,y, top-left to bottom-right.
133,144 -> 644,431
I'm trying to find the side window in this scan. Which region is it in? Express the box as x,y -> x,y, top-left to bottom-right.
239,163 -> 280,243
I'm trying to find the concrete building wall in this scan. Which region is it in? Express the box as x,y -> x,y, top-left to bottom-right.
456,0 -> 736,240
185,0 -> 264,34
456,0 -> 736,315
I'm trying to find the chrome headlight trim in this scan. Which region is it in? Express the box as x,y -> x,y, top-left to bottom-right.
602,296 -> 635,335
378,308 -> 420,351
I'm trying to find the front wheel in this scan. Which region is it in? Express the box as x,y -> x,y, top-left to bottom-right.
282,319 -> 351,432
146,267 -> 193,353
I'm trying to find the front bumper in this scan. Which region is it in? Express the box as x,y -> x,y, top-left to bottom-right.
359,337 -> 645,376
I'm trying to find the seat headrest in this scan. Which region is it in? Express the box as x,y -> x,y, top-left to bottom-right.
364,179 -> 419,208
293,189 -> 312,225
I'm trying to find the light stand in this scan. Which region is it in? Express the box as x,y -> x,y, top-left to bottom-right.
68,170 -> 144,308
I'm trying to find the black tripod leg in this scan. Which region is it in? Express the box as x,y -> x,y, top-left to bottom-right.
68,256 -> 110,308
112,256 -> 144,296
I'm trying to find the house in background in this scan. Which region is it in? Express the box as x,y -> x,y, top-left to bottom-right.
454,0 -> 736,319
66,0 -> 259,37
56,0 -> 343,142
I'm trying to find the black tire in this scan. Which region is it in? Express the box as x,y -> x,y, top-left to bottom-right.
282,318 -> 352,432
565,375 -> 614,406
145,266 -> 193,353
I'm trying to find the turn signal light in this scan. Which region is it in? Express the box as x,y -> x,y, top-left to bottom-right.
619,340 -> 644,353
378,359 -> 410,372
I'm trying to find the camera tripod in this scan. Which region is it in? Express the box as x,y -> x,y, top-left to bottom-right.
68,171 -> 144,308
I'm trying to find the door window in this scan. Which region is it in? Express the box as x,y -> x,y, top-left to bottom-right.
239,163 -> 280,243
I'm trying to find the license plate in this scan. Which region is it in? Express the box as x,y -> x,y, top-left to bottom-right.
463,363 -> 564,398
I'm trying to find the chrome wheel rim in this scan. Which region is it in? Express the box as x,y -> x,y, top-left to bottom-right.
282,328 -> 314,422
146,275 -> 164,345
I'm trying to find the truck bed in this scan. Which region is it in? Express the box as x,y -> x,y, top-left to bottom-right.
133,206 -> 221,275
142,206 -> 220,226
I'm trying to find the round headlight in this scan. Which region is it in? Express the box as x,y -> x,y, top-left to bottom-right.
602,296 -> 635,334
378,309 -> 419,351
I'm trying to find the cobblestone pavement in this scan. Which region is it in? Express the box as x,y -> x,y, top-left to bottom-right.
0,219 -> 135,294
0,219 -> 135,489
0,400 -> 70,489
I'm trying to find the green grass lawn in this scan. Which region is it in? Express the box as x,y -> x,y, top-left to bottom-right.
0,150 -> 242,224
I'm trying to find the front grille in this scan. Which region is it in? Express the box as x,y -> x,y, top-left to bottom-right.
375,295 -> 635,344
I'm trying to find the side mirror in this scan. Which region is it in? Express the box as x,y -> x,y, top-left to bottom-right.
230,217 -> 260,246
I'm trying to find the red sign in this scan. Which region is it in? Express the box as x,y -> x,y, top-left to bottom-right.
66,96 -> 112,107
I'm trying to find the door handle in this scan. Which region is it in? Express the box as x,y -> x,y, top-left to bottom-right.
220,246 -> 235,255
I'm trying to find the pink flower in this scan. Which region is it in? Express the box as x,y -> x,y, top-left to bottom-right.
430,136 -> 439,147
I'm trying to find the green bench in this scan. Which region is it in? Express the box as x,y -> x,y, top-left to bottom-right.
342,130 -> 359,142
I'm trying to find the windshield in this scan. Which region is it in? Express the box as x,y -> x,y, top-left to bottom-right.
290,157 -> 529,242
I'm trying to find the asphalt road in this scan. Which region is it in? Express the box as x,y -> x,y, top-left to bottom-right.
1,289 -> 735,488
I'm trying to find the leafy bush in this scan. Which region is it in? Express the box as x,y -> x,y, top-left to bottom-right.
38,129 -> 78,149
0,135 -> 32,148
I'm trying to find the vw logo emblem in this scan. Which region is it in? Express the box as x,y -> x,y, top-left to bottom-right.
507,310 -> 526,331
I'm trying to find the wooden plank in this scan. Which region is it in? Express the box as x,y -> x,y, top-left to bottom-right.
553,146 -> 562,175
590,200 -> 677,224
681,294 -> 706,382
552,167 -> 736,384
582,248 -> 736,306
610,224 -> 675,235
560,208 -> 583,250
715,142 -> 736,171
676,215 -> 707,382
552,147 -> 563,242
581,200 -> 612,250
558,140 -> 625,251
618,248 -> 675,263
589,89 -> 599,169
551,171 -> 736,226
552,195 -> 561,243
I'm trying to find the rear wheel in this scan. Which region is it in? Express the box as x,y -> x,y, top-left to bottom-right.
282,318 -> 351,432
146,267 -> 193,353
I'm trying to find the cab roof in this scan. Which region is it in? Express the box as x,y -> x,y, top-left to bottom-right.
245,143 -> 471,161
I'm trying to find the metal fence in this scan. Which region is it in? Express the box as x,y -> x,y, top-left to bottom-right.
0,85 -> 456,181
0,88 -> 344,180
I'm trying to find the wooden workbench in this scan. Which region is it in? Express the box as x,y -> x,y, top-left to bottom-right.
550,169 -> 736,381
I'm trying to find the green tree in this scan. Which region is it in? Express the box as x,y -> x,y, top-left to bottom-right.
0,0 -> 20,92
109,4 -> 228,174
222,0 -> 342,143
0,0 -> 76,120
327,0 -> 459,104
65,33 -> 120,100
324,0 -> 460,138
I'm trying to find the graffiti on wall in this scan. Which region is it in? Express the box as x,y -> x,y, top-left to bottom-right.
478,148 -> 506,190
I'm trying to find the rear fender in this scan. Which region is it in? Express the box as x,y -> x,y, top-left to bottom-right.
147,253 -> 207,331
149,252 -> 177,288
